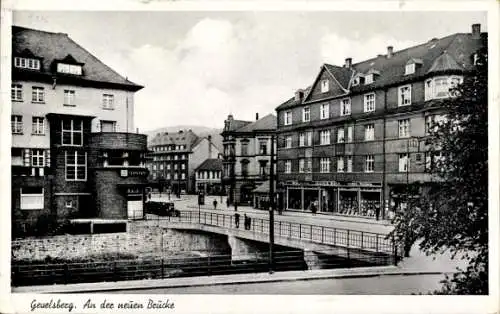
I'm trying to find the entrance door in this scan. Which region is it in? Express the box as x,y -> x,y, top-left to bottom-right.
127,194 -> 143,220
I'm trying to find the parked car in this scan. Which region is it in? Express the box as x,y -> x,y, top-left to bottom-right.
145,201 -> 180,217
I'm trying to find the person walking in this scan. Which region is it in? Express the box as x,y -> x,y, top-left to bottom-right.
226,197 -> 230,209
234,212 -> 240,228
213,199 -> 218,210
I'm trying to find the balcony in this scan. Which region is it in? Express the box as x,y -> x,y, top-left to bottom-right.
89,132 -> 147,151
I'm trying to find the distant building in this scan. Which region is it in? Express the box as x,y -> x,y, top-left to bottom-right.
221,113 -> 277,206
195,158 -> 223,195
147,131 -> 219,194
274,23 -> 486,219
11,26 -> 148,236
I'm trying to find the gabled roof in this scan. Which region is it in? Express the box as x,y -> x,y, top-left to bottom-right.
195,158 -> 223,172
276,31 -> 486,111
223,117 -> 252,133
149,130 -> 199,150
234,114 -> 277,133
12,26 -> 143,91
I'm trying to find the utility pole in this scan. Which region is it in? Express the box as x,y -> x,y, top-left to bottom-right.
268,134 -> 275,273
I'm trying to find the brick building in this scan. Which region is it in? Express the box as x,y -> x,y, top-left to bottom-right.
195,158 -> 223,195
275,23 -> 486,220
11,26 -> 148,235
221,113 -> 277,206
147,131 -> 219,194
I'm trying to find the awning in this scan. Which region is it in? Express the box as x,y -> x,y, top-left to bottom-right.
253,181 -> 271,194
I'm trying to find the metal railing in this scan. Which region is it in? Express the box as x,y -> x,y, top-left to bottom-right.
144,211 -> 397,257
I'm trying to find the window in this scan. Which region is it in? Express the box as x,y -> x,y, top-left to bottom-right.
174,164 -> 178,170
100,120 -> 116,133
32,87 -> 44,103
346,155 -> 353,172
320,158 -> 330,173
181,173 -> 186,180
285,160 -> 292,174
20,187 -> 44,210
347,126 -> 353,143
398,85 -> 411,106
299,133 -> 305,147
426,151 -> 444,171
62,119 -> 83,146
174,173 -> 178,180
320,104 -> 329,119
398,119 -> 410,138
14,57 -> 41,70
32,117 -> 44,135
284,111 -> 292,126
166,164 -> 171,170
240,142 -> 248,156
434,77 -> 449,98
337,157 -> 344,172
306,131 -> 312,146
425,76 -> 464,100
321,79 -> 329,93
241,162 -> 249,176
65,201 -> 73,208
302,107 -> 310,122
181,164 -> 185,170
166,173 -> 171,180
299,158 -> 311,173
57,63 -> 82,75
364,93 -> 375,112
102,94 -> 114,109
399,153 -> 409,172
365,155 -> 375,173
405,63 -> 415,75
259,141 -> 268,155
285,136 -> 292,148
11,115 -> 23,134
340,98 -> 351,116
65,151 -> 87,181
365,74 -> 374,84
320,130 -> 330,145
337,128 -> 345,143
364,124 -> 374,141
64,90 -> 76,106
11,84 -> 23,101
159,164 -> 164,170
31,149 -> 45,167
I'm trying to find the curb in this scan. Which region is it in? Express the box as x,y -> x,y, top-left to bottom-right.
12,266 -> 451,294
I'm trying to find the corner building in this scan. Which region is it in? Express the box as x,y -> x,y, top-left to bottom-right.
275,24 -> 486,220
11,26 -> 148,235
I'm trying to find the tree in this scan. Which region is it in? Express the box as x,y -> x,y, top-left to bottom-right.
390,47 -> 488,294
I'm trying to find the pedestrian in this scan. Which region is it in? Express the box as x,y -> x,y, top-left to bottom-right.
235,212 -> 240,228
244,214 -> 248,230
234,202 -> 238,212
226,197 -> 230,209
213,199 -> 218,210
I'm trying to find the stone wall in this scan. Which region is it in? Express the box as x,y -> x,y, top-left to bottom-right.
12,225 -> 230,261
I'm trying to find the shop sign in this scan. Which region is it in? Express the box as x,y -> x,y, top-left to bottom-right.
120,169 -> 148,177
127,187 -> 142,194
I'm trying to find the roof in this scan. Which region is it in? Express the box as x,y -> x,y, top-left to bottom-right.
234,114 -> 277,133
195,158 -> 223,172
149,129 -> 199,150
276,31 -> 486,110
224,118 -> 252,132
12,26 -> 143,91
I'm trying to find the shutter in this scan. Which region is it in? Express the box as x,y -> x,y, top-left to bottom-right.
46,149 -> 51,168
23,149 -> 30,166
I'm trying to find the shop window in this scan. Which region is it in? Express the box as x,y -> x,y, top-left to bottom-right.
20,187 -> 44,210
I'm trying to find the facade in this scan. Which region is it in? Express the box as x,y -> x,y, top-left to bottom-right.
11,26 -> 148,235
195,158 -> 223,195
147,131 -> 219,194
221,113 -> 277,206
275,24 -> 486,220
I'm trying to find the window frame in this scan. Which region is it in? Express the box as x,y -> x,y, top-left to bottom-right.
32,117 -> 45,135
65,150 -> 87,181
320,130 -> 330,145
405,63 -> 415,75
320,157 -> 330,173
11,115 -> 23,134
346,155 -> 353,172
64,90 -> 76,106
284,111 -> 292,126
347,126 -> 353,143
61,119 -> 84,146
20,187 -> 44,210
31,149 -> 45,167
363,93 -> 376,113
31,86 -> 45,103
285,136 -> 292,149
302,106 -> 311,123
398,85 -> 412,107
337,156 -> 344,173
14,57 -> 41,70
398,119 -> 411,138
285,160 -> 292,174
365,155 -> 375,173
320,79 -> 329,93
320,104 -> 329,120
11,84 -> 23,101
102,94 -> 115,110
337,128 -> 345,143
57,63 -> 83,75
364,124 -> 375,141
299,133 -> 305,147
100,120 -> 117,133
340,98 -> 351,116
399,153 -> 410,172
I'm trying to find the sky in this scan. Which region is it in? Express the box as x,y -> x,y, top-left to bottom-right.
13,11 -> 487,132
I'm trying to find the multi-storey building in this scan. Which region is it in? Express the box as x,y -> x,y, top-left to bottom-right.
195,158 -> 223,195
147,131 -> 219,194
275,23 -> 486,220
11,26 -> 148,235
221,113 -> 277,206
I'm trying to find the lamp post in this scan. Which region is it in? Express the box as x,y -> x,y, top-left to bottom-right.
268,134 -> 275,273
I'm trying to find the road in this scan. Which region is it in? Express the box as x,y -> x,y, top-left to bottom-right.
150,194 -> 394,235
107,273 -> 444,295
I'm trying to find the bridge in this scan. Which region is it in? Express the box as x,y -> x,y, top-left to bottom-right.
138,211 -> 399,269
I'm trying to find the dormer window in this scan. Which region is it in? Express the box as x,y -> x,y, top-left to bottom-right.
320,79 -> 329,93
14,57 -> 40,70
365,69 -> 380,84
365,74 -> 374,84
57,63 -> 83,75
405,63 -> 415,75
352,75 -> 365,87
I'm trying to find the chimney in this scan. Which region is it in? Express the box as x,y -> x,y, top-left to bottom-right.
472,23 -> 481,39
256,113 -> 259,121
294,89 -> 304,102
387,46 -> 393,59
227,114 -> 233,121
208,135 -> 212,157
344,58 -> 352,68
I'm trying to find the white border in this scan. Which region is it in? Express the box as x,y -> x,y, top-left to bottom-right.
1,1 -> 498,314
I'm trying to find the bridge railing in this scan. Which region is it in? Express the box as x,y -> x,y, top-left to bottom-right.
145,211 -> 397,257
